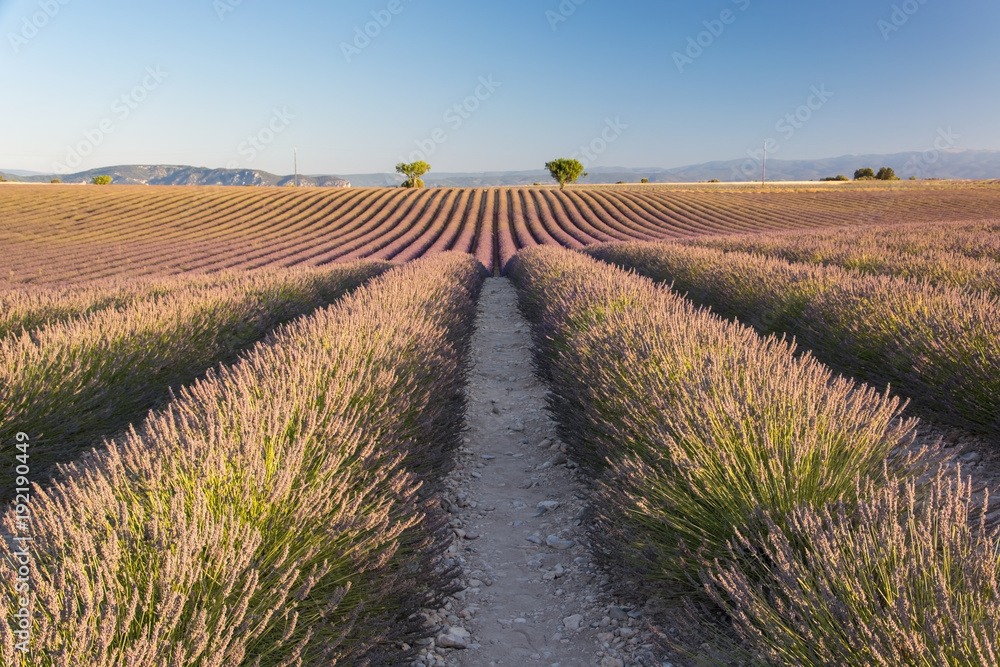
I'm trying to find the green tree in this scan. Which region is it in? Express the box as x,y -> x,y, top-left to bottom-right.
820,175 -> 850,181
875,166 -> 899,181
640,178 -> 649,184
545,158 -> 587,190
50,178 -> 62,184
395,161 -> 431,188
91,175 -> 113,185
854,168 -> 876,181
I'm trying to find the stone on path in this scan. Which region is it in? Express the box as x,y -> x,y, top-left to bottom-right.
546,534 -> 575,550
562,614 -> 583,631
437,626 -> 470,649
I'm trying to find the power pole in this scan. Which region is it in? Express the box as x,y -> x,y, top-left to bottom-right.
762,141 -> 767,187
294,146 -> 299,187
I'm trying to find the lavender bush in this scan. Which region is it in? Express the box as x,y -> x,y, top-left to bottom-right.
0,262 -> 391,499
707,467 -> 1000,665
508,246 -> 932,592
586,241 -> 1000,438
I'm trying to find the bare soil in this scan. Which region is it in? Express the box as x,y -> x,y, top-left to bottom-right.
410,278 -> 675,667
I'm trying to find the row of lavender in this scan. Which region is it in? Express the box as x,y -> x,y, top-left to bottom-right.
0,262 -> 392,500
0,273 -> 246,339
685,219 -> 1000,294
510,246 -> 998,664
586,241 -> 1000,439
2,254 -> 484,664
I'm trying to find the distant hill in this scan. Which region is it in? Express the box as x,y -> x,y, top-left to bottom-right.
646,149 -> 1000,184
0,169 -> 49,177
340,150 -> 1000,186
3,150 -> 998,187
1,165 -> 350,188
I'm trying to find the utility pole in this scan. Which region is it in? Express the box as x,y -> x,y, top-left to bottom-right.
294,146 -> 299,187
762,141 -> 767,187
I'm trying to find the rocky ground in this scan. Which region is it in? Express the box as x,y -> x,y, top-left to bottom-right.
410,278 -> 678,667
409,277 -> 1000,667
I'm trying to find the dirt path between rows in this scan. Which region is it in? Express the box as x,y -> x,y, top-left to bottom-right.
411,278 -> 672,667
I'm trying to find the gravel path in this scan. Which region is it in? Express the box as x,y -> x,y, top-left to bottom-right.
412,278 -> 671,667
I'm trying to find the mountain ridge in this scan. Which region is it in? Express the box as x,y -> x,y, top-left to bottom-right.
1,165 -> 350,188
3,150 -> 998,187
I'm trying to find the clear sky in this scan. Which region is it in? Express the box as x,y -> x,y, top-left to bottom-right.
2,0 -> 998,176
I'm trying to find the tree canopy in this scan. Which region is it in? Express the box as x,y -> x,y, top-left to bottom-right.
875,167 -> 899,181
91,175 -> 113,185
853,168 -> 876,181
396,161 -> 431,189
545,158 -> 587,190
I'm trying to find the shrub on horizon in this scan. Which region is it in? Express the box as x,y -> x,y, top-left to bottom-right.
545,158 -> 587,190
396,161 -> 431,188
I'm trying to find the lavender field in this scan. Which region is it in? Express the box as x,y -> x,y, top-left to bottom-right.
2,185 -> 999,666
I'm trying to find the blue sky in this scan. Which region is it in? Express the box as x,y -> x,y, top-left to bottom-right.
1,0 -> 998,176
